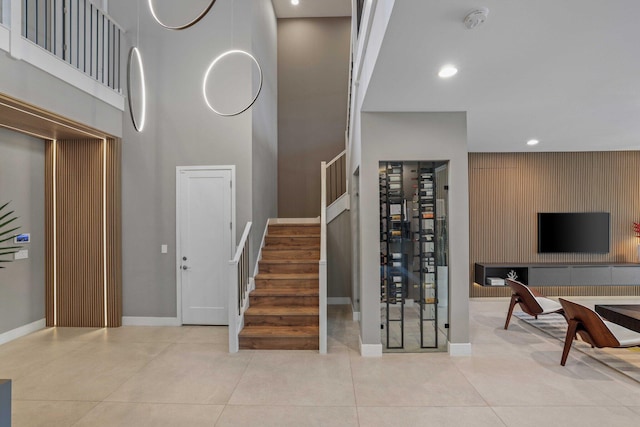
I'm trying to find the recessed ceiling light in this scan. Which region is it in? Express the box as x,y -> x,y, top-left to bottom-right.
438,66 -> 458,78
291,0 -> 299,5
527,139 -> 540,146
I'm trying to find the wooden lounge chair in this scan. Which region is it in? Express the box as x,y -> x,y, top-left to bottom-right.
504,279 -> 563,329
559,298 -> 640,366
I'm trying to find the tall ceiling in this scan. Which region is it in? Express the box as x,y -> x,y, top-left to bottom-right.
363,0 -> 640,152
271,0 -> 351,18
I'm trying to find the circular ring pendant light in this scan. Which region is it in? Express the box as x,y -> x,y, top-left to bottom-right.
148,0 -> 217,30
126,47 -> 147,132
202,50 -> 263,117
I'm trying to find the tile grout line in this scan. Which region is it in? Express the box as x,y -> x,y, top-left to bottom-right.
347,348 -> 362,427
214,349 -> 256,426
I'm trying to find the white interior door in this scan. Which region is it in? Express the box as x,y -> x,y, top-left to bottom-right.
178,167 -> 233,325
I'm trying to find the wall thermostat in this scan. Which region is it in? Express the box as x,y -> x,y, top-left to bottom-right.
14,233 -> 30,243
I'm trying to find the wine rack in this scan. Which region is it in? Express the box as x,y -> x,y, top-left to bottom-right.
380,161 -> 447,351
416,162 -> 438,348
379,162 -> 406,349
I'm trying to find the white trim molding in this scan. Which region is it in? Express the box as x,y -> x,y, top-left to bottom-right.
448,342 -> 472,356
121,317 -> 181,327
352,311 -> 361,322
0,319 -> 46,345
359,336 -> 382,357
327,193 -> 350,223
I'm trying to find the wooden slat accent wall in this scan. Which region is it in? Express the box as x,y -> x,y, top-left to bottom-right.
469,152 -> 640,298
45,139 -> 122,327
56,140 -> 104,326
45,141 -> 55,326
105,138 -> 122,326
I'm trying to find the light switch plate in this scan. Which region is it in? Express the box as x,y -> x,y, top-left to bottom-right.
161,244 -> 168,254
14,249 -> 28,260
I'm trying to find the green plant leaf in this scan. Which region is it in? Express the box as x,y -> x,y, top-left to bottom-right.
0,216 -> 18,230
0,201 -> 21,269
0,209 -> 15,223
0,226 -> 20,239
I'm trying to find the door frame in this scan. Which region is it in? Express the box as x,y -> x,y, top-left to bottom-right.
175,165 -> 236,325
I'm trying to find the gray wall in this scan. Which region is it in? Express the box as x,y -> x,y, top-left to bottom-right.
0,52 -> 122,138
277,17 -> 351,218
110,0 -> 277,318
327,210 -> 352,299
251,0 -> 279,260
359,112 -> 470,346
0,128 -> 45,334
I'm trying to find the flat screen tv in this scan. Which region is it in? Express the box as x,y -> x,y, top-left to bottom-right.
537,212 -> 610,253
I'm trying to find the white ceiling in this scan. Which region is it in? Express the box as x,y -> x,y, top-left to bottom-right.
363,0 -> 640,152
271,0 -> 351,18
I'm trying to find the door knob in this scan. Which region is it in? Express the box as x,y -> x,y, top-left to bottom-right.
182,265 -> 189,270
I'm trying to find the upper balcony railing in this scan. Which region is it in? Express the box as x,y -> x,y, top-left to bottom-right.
21,0 -> 122,91
356,0 -> 365,36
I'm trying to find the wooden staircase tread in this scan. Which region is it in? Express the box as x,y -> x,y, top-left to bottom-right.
262,245 -> 320,253
269,223 -> 320,227
260,259 -> 319,264
266,234 -> 320,238
240,326 -> 319,337
245,306 -> 319,315
251,288 -> 318,296
255,273 -> 319,280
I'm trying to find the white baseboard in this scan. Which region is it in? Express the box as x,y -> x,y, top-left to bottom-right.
0,318 -> 46,345
352,311 -> 360,322
121,317 -> 181,326
448,342 -> 472,356
327,297 -> 351,305
359,336 -> 382,357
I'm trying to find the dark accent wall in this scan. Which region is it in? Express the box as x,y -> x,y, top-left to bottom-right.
469,151 -> 640,297
278,17 -> 351,217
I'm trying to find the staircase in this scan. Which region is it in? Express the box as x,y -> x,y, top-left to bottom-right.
239,222 -> 320,350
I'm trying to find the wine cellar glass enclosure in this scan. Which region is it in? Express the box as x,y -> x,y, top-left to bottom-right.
379,161 -> 449,352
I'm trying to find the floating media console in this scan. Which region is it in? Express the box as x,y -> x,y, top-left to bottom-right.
474,263 -> 640,287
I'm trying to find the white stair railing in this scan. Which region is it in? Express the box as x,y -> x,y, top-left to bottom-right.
325,150 -> 347,206
319,150 -> 348,354
228,222 -> 252,353
320,163 -> 328,354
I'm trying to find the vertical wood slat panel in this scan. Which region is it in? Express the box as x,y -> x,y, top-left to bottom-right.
45,141 -> 55,326
55,139 -> 104,327
469,152 -> 640,298
106,138 -> 122,326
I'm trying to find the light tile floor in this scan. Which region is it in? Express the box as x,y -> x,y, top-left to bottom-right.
1,299 -> 640,426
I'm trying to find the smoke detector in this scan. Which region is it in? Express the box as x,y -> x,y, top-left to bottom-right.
464,8 -> 489,29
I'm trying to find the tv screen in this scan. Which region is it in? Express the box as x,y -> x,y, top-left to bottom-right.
537,212 -> 610,253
